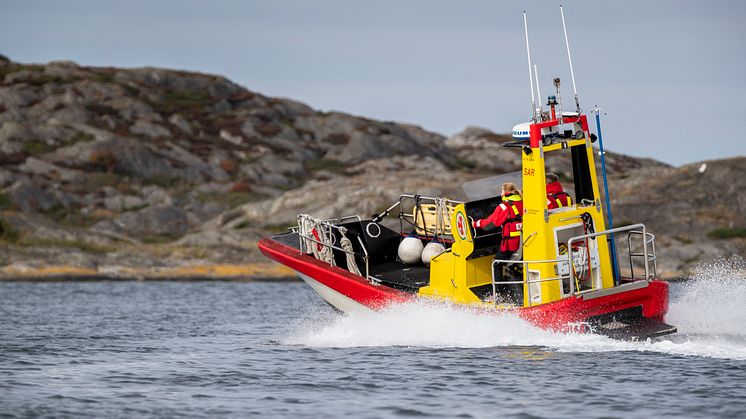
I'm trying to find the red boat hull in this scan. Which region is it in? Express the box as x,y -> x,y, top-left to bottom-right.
258,237 -> 672,336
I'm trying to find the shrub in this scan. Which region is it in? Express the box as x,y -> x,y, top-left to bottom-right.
23,140 -> 53,155
707,228 -> 746,240
234,220 -> 250,230
308,158 -> 347,173
0,217 -> 19,242
159,91 -> 211,113
0,192 -> 11,210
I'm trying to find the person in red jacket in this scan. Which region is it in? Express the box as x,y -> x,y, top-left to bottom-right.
546,172 -> 573,209
472,182 -> 523,303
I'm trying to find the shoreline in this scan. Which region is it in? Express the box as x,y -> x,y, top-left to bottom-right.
0,263 -> 298,282
0,263 -> 695,282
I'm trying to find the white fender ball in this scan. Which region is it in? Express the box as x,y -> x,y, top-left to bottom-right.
421,241 -> 446,266
398,236 -> 424,265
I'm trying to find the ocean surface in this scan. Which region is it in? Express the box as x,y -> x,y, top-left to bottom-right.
1,259 -> 745,418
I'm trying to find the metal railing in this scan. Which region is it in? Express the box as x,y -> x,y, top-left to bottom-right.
295,214 -> 372,281
489,223 -> 656,306
490,258 -> 569,306
389,194 -> 463,238
627,230 -> 657,279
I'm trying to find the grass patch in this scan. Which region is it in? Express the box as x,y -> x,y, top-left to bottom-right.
92,73 -> 116,84
707,228 -> 746,240
0,193 -> 12,211
234,220 -> 251,230
22,140 -> 54,155
0,217 -> 20,242
143,175 -> 181,188
39,204 -> 104,228
68,132 -> 95,145
158,91 -> 212,113
142,234 -> 175,244
308,158 -> 347,173
264,223 -> 292,233
456,158 -> 476,170
21,237 -> 114,254
683,256 -> 701,264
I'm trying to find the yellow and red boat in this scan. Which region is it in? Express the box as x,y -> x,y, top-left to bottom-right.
258,8 -> 676,340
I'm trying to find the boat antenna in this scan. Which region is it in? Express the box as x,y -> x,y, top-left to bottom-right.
523,11 -> 537,122
560,5 -> 580,113
533,64 -> 543,119
592,105 -> 621,283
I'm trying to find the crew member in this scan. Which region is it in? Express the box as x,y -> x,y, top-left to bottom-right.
546,173 -> 573,209
472,182 -> 523,303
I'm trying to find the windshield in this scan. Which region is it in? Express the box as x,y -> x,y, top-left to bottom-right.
459,171 -> 522,202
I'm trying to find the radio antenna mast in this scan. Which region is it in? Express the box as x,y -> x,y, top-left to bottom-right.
533,64 -> 543,118
523,11 -> 537,122
560,5 -> 580,112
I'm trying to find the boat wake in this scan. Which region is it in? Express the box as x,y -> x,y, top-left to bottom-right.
287,257 -> 746,360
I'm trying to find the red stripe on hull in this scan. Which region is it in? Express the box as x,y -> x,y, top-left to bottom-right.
258,238 -> 411,308
258,238 -> 670,330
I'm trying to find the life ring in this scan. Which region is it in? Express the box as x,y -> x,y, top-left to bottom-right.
366,222 -> 381,238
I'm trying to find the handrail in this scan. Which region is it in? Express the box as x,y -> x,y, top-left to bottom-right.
491,257 -> 571,306
568,223 -> 650,281
395,194 -> 463,238
627,230 -> 657,279
296,214 -> 372,281
489,223 -> 656,306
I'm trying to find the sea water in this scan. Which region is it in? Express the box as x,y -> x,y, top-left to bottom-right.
1,257 -> 745,418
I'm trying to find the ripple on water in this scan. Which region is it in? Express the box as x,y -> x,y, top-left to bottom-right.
0,279 -> 744,418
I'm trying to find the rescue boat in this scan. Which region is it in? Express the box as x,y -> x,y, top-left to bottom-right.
258,8 -> 676,341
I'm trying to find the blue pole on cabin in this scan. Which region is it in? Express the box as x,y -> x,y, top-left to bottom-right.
594,107 -> 621,284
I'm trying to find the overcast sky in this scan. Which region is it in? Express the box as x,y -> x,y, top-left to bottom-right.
2,0 -> 744,165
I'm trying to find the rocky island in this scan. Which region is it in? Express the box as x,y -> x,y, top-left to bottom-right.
0,56 -> 743,280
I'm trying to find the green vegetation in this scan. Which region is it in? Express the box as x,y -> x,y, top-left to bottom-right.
0,217 -> 19,242
456,158 -> 476,170
22,140 -> 54,155
707,228 -> 746,240
683,255 -> 701,264
142,235 -> 175,244
264,223 -> 293,233
20,237 -> 115,254
308,158 -> 347,173
143,175 -> 181,188
233,220 -> 251,230
68,132 -> 95,145
0,192 -> 11,211
159,91 -> 212,113
92,73 -> 116,84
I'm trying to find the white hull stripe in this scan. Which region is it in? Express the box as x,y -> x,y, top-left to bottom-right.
298,273 -> 373,314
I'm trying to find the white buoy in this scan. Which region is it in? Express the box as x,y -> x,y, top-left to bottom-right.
398,235 -> 424,265
421,241 -> 446,267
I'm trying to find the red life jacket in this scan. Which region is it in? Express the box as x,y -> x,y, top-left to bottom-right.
501,197 -> 523,252
546,182 -> 573,209
473,194 -> 523,252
